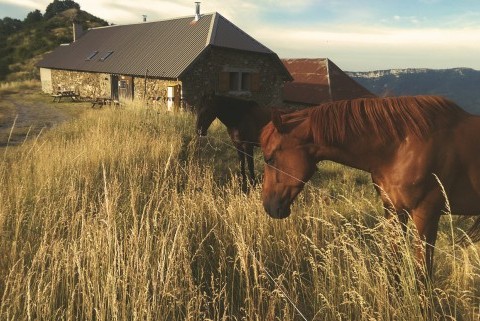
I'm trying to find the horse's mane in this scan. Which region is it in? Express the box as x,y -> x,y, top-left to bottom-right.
271,96 -> 465,145
261,96 -> 467,146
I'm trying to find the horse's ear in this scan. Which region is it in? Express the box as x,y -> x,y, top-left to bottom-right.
272,110 -> 286,134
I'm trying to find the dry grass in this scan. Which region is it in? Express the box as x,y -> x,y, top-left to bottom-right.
1,89 -> 480,320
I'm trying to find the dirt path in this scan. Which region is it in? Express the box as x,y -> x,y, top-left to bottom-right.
0,87 -> 88,147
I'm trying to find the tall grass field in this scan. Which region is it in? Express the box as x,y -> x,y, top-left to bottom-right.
1,83 -> 480,320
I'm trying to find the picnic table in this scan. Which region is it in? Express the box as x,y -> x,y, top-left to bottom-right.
91,97 -> 121,108
52,90 -> 80,102
147,96 -> 166,106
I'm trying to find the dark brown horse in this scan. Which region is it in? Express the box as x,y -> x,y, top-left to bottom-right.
260,95 -> 480,276
195,92 -> 273,190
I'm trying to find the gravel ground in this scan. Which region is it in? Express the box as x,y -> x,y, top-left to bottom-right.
0,87 -> 88,147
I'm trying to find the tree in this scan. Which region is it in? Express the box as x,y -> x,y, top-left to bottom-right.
24,10 -> 43,25
44,0 -> 80,20
0,57 -> 11,81
0,17 -> 23,37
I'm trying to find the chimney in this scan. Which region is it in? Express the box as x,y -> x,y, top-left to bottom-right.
73,22 -> 83,42
142,15 -> 147,22
194,2 -> 201,21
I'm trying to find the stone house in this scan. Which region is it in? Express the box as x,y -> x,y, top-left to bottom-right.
37,8 -> 292,110
281,58 -> 375,107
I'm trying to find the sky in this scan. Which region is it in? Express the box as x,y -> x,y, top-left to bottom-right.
1,0 -> 480,71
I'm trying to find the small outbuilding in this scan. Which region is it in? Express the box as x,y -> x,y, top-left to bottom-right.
37,7 -> 292,110
281,58 -> 375,107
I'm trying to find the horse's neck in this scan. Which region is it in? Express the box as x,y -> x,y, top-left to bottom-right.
313,134 -> 395,173
215,106 -> 239,128
216,103 -> 264,128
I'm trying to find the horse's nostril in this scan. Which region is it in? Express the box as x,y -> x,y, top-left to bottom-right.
263,198 -> 291,219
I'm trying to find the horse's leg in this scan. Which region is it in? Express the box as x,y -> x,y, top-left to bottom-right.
372,177 -> 402,226
237,148 -> 248,192
383,206 -> 409,285
373,180 -> 409,257
245,144 -> 256,186
410,189 -> 443,279
411,211 -> 441,279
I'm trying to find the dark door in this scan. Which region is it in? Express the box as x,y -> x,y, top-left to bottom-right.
118,76 -> 134,101
111,75 -> 119,100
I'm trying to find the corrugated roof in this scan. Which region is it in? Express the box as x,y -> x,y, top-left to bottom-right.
209,13 -> 273,53
282,58 -> 375,105
37,12 -> 280,79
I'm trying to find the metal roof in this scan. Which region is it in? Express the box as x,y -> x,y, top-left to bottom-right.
282,58 -> 375,105
37,13 -> 279,79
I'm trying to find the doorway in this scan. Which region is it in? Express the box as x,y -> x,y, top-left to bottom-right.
111,75 -> 134,101
111,75 -> 119,100
119,76 -> 133,101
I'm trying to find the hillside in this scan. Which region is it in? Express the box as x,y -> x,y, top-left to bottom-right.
0,0 -> 108,81
348,68 -> 480,114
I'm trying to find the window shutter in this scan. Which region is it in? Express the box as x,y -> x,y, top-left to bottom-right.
251,73 -> 261,92
218,72 -> 230,93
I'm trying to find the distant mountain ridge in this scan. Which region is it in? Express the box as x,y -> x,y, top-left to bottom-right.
347,68 -> 480,114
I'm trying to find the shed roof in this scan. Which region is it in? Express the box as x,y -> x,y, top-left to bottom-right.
37,12 -> 289,79
282,58 -> 375,105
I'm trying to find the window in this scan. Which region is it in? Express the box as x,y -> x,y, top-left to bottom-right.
241,73 -> 251,91
218,71 -> 260,93
229,72 -> 240,91
100,51 -> 114,61
229,72 -> 251,92
85,51 -> 98,61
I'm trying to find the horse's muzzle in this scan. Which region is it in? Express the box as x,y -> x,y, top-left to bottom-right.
263,198 -> 291,219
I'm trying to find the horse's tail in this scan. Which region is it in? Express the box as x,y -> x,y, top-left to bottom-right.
455,217 -> 480,246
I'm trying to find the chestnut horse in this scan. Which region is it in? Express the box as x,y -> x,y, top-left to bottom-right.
195,92 -> 272,190
260,95 -> 480,276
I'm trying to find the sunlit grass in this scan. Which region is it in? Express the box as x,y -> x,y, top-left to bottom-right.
0,86 -> 480,320
0,79 -> 40,93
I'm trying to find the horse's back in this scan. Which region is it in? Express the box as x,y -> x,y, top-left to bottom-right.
374,112 -> 480,214
434,116 -> 480,215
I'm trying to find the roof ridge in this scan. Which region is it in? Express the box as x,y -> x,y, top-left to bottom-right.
89,12 -> 216,30
212,13 -> 273,53
206,12 -> 219,46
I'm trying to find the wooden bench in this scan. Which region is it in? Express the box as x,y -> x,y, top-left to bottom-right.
52,91 -> 80,102
91,97 -> 121,108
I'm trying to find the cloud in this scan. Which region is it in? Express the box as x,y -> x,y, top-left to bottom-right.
258,24 -> 480,47
390,15 -> 423,25
1,0 -> 40,11
75,0 -> 192,24
253,23 -> 480,70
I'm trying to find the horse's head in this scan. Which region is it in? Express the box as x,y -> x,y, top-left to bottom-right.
260,111 -> 318,219
196,90 -> 217,136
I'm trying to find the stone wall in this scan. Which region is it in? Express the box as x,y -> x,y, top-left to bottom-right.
50,69 -> 111,98
133,77 -> 181,102
181,47 -> 288,110
48,69 -> 183,104
45,47 -> 288,109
